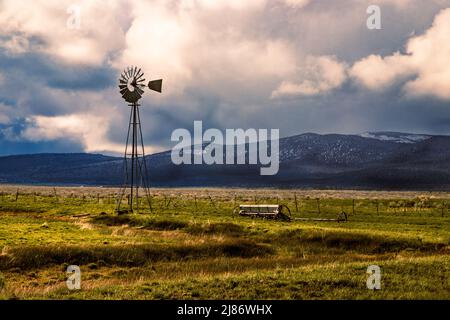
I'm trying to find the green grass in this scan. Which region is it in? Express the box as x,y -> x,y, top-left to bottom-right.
0,188 -> 448,300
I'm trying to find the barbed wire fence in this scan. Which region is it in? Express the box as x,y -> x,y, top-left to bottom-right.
0,188 -> 448,218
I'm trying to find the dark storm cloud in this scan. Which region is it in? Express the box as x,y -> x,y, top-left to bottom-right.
0,50 -> 115,91
0,0 -> 449,156
0,120 -> 84,155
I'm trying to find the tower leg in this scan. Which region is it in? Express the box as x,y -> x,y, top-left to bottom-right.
116,103 -> 153,214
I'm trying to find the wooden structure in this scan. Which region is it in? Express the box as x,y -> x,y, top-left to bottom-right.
233,204 -> 291,221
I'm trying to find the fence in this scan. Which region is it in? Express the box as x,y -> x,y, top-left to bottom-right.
0,188 -> 448,218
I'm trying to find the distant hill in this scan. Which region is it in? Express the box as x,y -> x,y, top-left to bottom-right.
0,132 -> 449,190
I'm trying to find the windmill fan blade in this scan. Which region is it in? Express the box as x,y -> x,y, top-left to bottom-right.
136,71 -> 144,81
122,91 -> 131,101
130,91 -> 141,101
136,87 -> 144,95
118,66 -> 161,103
148,79 -> 163,93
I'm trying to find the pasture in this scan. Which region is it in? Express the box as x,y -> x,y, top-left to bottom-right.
0,185 -> 448,299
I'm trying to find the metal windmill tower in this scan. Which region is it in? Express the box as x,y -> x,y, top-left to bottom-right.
116,66 -> 162,214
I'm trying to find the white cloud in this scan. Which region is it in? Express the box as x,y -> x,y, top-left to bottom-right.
22,114 -> 120,153
20,113 -> 165,155
115,1 -> 300,98
283,0 -> 311,8
350,53 -> 413,90
351,8 -> 450,99
272,56 -> 348,97
0,0 -> 129,65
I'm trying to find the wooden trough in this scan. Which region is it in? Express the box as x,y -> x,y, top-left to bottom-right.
233,204 -> 291,221
233,204 -> 348,223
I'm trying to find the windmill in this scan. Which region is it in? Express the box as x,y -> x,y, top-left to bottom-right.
116,66 -> 162,214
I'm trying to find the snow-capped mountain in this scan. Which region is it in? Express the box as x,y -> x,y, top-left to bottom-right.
0,132 -> 449,190
359,132 -> 431,144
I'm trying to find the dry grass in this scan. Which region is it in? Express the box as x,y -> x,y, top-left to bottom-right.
0,185 -> 448,299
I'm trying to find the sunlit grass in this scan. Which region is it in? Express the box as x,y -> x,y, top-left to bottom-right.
0,187 -> 448,300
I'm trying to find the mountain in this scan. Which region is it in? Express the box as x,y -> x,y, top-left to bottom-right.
0,132 -> 449,190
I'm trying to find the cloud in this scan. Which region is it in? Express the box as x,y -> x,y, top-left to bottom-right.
21,114 -> 125,154
0,34 -> 30,54
351,8 -> 450,99
350,53 -> 413,90
283,0 -> 311,8
0,0 -> 129,65
376,0 -> 413,8
0,0 -> 450,156
272,56 -> 348,97
182,0 -> 267,10
0,103 -> 12,125
115,0 -> 299,98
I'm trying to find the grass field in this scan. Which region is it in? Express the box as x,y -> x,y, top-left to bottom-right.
0,186 -> 448,300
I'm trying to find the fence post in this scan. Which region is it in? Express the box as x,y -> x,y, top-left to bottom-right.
316,198 -> 321,214
15,189 -> 19,202
294,194 -> 298,213
209,195 -> 216,210
352,199 -> 355,215
53,187 -> 58,203
148,193 -> 153,213
165,196 -> 172,208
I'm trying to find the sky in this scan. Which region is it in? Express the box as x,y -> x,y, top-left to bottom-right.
0,0 -> 450,156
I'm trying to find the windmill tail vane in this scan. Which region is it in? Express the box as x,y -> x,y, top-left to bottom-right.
116,66 -> 163,214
